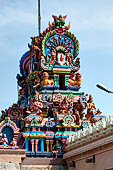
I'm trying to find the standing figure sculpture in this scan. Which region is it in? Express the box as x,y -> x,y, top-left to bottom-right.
52,140 -> 62,159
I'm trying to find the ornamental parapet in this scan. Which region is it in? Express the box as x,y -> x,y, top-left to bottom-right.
66,116 -> 113,149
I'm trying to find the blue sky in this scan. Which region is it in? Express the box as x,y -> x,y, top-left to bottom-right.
0,0 -> 113,116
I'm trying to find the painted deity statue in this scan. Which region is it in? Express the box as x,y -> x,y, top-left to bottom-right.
66,50 -> 73,66
0,134 -> 8,146
41,72 -> 54,86
48,49 -> 56,66
75,73 -> 81,86
85,95 -> 102,123
49,15 -> 70,33
52,140 -> 62,158
60,97 -> 69,115
30,96 -> 43,115
10,138 -> 18,149
74,57 -> 80,70
86,95 -> 96,122
68,72 -> 81,86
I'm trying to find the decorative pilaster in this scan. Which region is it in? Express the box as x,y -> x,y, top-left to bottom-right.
41,140 -> 44,152
65,75 -> 69,86
14,131 -> 19,141
46,140 -> 50,152
54,74 -> 59,86
50,140 -> 54,152
31,140 -> 35,152
25,139 -> 29,152
35,140 -> 39,152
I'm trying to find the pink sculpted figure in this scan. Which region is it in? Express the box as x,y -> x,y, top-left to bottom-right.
49,50 -> 56,65
66,50 -> 72,66
10,138 -> 17,146
1,134 -> 8,145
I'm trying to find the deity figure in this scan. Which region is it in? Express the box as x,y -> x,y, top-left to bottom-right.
53,108 -> 59,125
73,109 -> 80,125
55,51 -> 67,66
10,138 -> 18,148
86,95 -> 96,122
60,97 -> 68,115
52,140 -> 62,158
28,36 -> 41,72
74,58 -> 80,69
48,49 -> 56,66
0,134 -> 8,146
68,72 -> 75,86
50,15 -> 70,34
68,72 -> 81,86
33,77 -> 40,91
30,96 -> 43,115
41,72 -> 54,86
87,95 -> 96,113
86,95 -> 103,123
30,36 -> 41,60
73,96 -> 87,120
66,50 -> 73,66
74,73 -> 81,86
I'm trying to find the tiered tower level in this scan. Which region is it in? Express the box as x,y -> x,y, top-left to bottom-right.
0,15 -> 104,157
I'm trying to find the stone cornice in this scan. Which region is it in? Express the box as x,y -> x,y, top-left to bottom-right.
0,149 -> 26,154
64,116 -> 113,160
64,133 -> 113,160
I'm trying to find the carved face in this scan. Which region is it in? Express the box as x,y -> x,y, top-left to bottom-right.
76,73 -> 81,80
55,20 -> 65,28
57,52 -> 66,65
43,72 -> 49,78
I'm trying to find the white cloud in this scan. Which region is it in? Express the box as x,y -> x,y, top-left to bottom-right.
0,6 -> 36,27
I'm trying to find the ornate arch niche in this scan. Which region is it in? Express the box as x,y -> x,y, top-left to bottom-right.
0,118 -> 19,144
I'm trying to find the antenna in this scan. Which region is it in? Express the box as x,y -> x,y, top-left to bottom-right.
38,0 -> 41,36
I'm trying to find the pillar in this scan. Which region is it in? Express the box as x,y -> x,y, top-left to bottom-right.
50,140 -> 54,152
65,75 -> 69,86
14,131 -> 19,141
35,140 -> 39,152
31,140 -> 35,152
46,140 -> 50,152
41,140 -> 44,152
54,74 -> 59,86
25,139 -> 29,152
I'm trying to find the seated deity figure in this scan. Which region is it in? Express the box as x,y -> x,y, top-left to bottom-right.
74,73 -> 81,86
10,138 -> 18,149
68,72 -> 75,86
10,138 -> 17,146
68,72 -> 81,86
0,134 -> 8,146
41,72 -> 54,86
